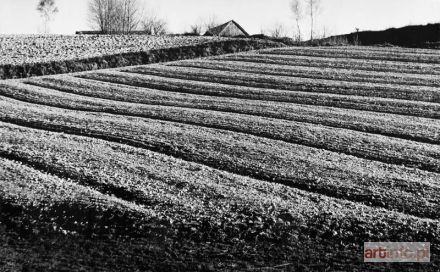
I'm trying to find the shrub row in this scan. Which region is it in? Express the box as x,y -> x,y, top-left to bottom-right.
0,39 -> 283,80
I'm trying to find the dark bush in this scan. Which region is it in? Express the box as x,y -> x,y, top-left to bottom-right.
320,23 -> 440,47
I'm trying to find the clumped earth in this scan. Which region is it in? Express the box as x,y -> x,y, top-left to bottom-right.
0,45 -> 439,271
0,35 -> 282,79
0,35 -> 228,65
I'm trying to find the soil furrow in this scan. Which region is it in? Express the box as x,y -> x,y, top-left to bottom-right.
1,83 -> 440,173
214,53 -> 440,75
262,48 -> 440,64
77,71 -> 440,120
124,65 -> 440,103
1,98 -> 440,219
170,60 -> 440,87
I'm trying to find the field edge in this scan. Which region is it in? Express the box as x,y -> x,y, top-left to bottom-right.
0,38 -> 284,80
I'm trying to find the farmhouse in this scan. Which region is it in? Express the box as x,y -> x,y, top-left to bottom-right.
204,20 -> 249,37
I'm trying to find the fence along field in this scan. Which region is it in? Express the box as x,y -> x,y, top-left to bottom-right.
1,45 -> 440,271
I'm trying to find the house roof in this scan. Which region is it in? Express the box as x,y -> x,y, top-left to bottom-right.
205,20 -> 249,37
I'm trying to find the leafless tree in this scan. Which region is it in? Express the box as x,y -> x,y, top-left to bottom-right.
89,0 -> 116,33
307,0 -> 321,40
88,0 -> 140,33
142,14 -> 167,35
118,0 -> 140,33
354,27 -> 360,45
318,26 -> 331,40
268,23 -> 287,38
188,16 -> 220,35
188,18 -> 205,35
37,0 -> 59,34
189,23 -> 203,35
203,15 -> 220,32
290,0 -> 303,41
88,0 -> 104,31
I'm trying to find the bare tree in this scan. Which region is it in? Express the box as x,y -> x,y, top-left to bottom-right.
89,0 -> 116,33
88,0 -> 140,33
307,0 -> 321,40
118,0 -> 140,33
152,19 -> 167,35
267,23 -> 287,38
188,18 -> 205,35
37,0 -> 59,34
290,0 -> 303,41
204,15 -> 220,32
142,14 -> 167,35
189,23 -> 203,35
318,25 -> 331,40
188,16 -> 220,36
88,0 -> 105,32
354,27 -> 360,45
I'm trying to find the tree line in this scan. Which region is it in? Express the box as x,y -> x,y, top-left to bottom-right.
35,0 -> 167,35
251,0 -> 323,41
88,0 -> 167,34
291,0 -> 321,41
36,0 -> 324,40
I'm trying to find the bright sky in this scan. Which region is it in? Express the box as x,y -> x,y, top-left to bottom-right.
0,0 -> 439,36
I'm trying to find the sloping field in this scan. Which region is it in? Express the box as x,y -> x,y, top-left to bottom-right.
1,46 -> 440,271
0,35 -> 228,66
0,35 -> 282,79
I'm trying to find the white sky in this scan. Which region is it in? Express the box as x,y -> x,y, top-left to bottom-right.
0,0 -> 439,36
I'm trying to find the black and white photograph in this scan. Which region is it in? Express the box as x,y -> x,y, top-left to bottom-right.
0,0 -> 439,271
